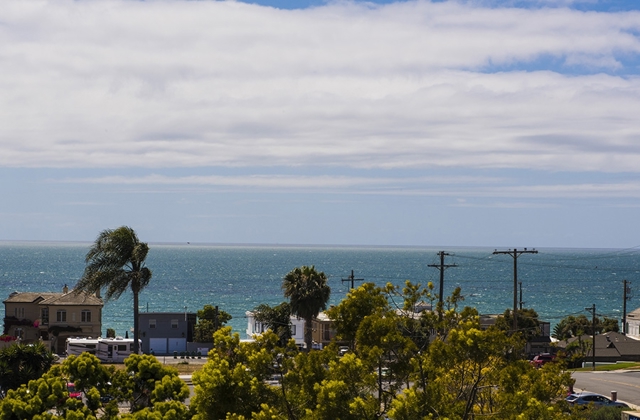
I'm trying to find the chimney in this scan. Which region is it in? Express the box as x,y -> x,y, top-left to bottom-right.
95,288 -> 101,299
62,284 -> 68,294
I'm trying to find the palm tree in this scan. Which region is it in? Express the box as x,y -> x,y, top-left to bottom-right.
74,226 -> 151,354
282,265 -> 330,352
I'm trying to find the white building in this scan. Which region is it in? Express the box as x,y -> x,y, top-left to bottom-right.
245,311 -> 305,347
626,307 -> 640,338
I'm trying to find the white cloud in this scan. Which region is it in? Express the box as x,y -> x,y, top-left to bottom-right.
0,0 -> 638,172
53,172 -> 640,201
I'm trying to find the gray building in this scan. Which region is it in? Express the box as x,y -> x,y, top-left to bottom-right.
138,312 -> 196,355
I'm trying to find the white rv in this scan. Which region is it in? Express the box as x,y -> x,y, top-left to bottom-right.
66,337 -> 141,362
65,337 -> 100,357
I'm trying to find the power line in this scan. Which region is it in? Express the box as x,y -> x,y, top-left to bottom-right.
493,248 -> 538,333
427,251 -> 457,314
341,270 -> 364,290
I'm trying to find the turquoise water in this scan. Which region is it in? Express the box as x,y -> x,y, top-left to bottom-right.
1,241 -> 639,337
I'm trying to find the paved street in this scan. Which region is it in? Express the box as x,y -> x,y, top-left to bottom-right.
572,370 -> 640,409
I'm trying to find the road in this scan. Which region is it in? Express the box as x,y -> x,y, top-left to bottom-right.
572,370 -> 640,408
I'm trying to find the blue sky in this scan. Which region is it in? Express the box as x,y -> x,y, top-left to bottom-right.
1,0 -> 639,248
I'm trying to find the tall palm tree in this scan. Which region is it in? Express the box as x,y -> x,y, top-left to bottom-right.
282,265 -> 330,352
74,226 -> 151,354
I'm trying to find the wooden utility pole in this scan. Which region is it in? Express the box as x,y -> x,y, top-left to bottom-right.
428,251 -> 457,320
623,280 -> 631,335
586,304 -> 596,370
493,248 -> 538,333
519,282 -> 524,310
342,270 -> 364,290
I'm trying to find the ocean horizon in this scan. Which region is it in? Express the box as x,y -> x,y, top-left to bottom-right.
2,240 -> 639,338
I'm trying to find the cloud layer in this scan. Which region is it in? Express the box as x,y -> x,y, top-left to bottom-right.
1,0 -> 639,173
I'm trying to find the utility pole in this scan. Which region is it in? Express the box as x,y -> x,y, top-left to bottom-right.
428,251 -> 457,320
519,282 -> 524,310
493,248 -> 538,333
623,280 -> 632,335
342,270 -> 364,290
586,304 -> 596,370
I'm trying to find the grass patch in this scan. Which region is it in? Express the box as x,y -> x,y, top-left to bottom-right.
102,360 -> 205,375
572,362 -> 640,372
172,363 -> 203,374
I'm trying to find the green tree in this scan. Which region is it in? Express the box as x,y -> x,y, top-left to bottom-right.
0,342 -> 56,395
553,315 -> 592,340
553,314 -> 619,340
191,327 -> 284,420
601,316 -> 619,333
494,307 -> 541,341
191,287 -> 574,420
388,320 -> 573,420
111,354 -> 189,413
325,282 -> 389,350
75,226 -> 152,354
193,305 -> 232,343
0,374 -> 92,419
282,265 -> 331,352
252,302 -> 293,347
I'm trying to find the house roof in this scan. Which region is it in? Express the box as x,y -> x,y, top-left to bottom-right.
557,331 -> 640,358
627,307 -> 640,319
3,292 -> 59,304
4,290 -> 102,307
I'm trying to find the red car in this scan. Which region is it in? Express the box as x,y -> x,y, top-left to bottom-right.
530,353 -> 555,368
67,383 -> 82,400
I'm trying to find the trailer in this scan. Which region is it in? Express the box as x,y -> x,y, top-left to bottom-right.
65,337 -> 99,357
96,337 -> 141,363
66,337 -> 141,362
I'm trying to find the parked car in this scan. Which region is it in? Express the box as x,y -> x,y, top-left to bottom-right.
565,392 -> 629,408
530,353 -> 555,368
100,394 -> 114,403
66,383 -> 82,400
265,374 -> 281,386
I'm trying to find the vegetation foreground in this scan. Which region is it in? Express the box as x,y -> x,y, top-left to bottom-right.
0,281 -> 628,419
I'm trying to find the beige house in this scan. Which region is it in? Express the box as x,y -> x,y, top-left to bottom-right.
311,311 -> 338,349
3,285 -> 103,354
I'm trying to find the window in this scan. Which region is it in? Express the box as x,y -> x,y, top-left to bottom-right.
56,310 -> 67,322
41,308 -> 49,325
15,328 -> 23,339
171,319 -> 179,329
81,310 -> 91,323
290,325 -> 296,335
14,307 -> 25,318
149,319 -> 156,329
117,345 -> 127,351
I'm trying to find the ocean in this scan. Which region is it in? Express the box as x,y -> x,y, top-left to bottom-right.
1,241 -> 639,338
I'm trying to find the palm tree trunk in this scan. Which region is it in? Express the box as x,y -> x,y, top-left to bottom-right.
305,316 -> 313,352
133,291 -> 140,354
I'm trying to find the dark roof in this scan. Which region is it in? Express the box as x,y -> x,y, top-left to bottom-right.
557,331 -> 640,358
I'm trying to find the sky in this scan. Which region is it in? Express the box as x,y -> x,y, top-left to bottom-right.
1,0 -> 639,249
